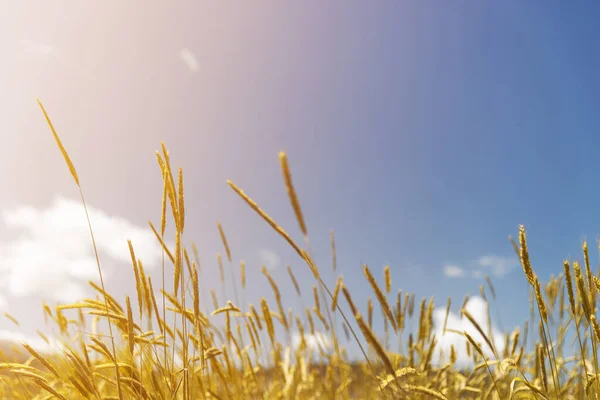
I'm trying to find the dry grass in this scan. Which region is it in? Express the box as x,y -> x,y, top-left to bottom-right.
4,101 -> 600,399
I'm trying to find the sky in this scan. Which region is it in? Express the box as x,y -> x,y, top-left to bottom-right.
2,1 -> 600,362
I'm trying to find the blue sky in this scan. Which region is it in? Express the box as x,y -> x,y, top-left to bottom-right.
1,1 -> 600,358
223,1 -> 600,336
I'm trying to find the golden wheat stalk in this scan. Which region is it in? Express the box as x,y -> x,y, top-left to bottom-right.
147,277 -> 163,335
367,297 -> 373,328
226,181 -> 311,274
312,284 -> 321,314
331,276 -> 344,313
138,260 -> 152,319
286,265 -> 301,297
159,144 -> 180,231
148,221 -> 175,264
384,266 -> 391,295
404,384 -> 448,400
485,275 -> 496,300
37,99 -> 124,400
354,312 -> 395,376
538,343 -> 548,392
240,261 -> 246,290
518,225 -> 535,285
574,261 -> 592,322
261,298 -> 275,345
217,222 -> 232,263
534,275 -> 549,323
362,265 -> 398,335
464,331 -> 500,396
249,303 -> 263,331
127,240 -> 144,318
126,296 -> 135,359
20,343 -> 60,379
564,260 -> 576,317
461,308 -> 499,360
330,229 -> 337,273
38,100 -> 79,184
159,168 -> 168,237
177,166 -> 185,233
279,152 -> 307,237
442,297 -> 451,335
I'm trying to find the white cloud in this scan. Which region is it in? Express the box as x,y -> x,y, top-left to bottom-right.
473,255 -> 517,278
22,39 -> 55,56
259,249 -> 281,270
444,255 -> 517,280
432,296 -> 508,368
179,48 -> 199,72
472,270 -> 483,279
292,331 -> 332,354
443,264 -> 465,278
0,195 -> 166,303
0,330 -> 64,355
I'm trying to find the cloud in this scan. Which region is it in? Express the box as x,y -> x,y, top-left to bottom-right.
443,264 -> 465,278
431,296 -> 509,368
0,330 -> 64,355
0,195 -> 166,303
472,255 -> 517,278
292,331 -> 332,354
472,270 -> 484,279
259,249 -> 281,270
22,39 -> 55,56
444,255 -> 517,279
179,48 -> 199,72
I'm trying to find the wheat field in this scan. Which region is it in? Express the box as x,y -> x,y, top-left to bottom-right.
0,101 -> 597,399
